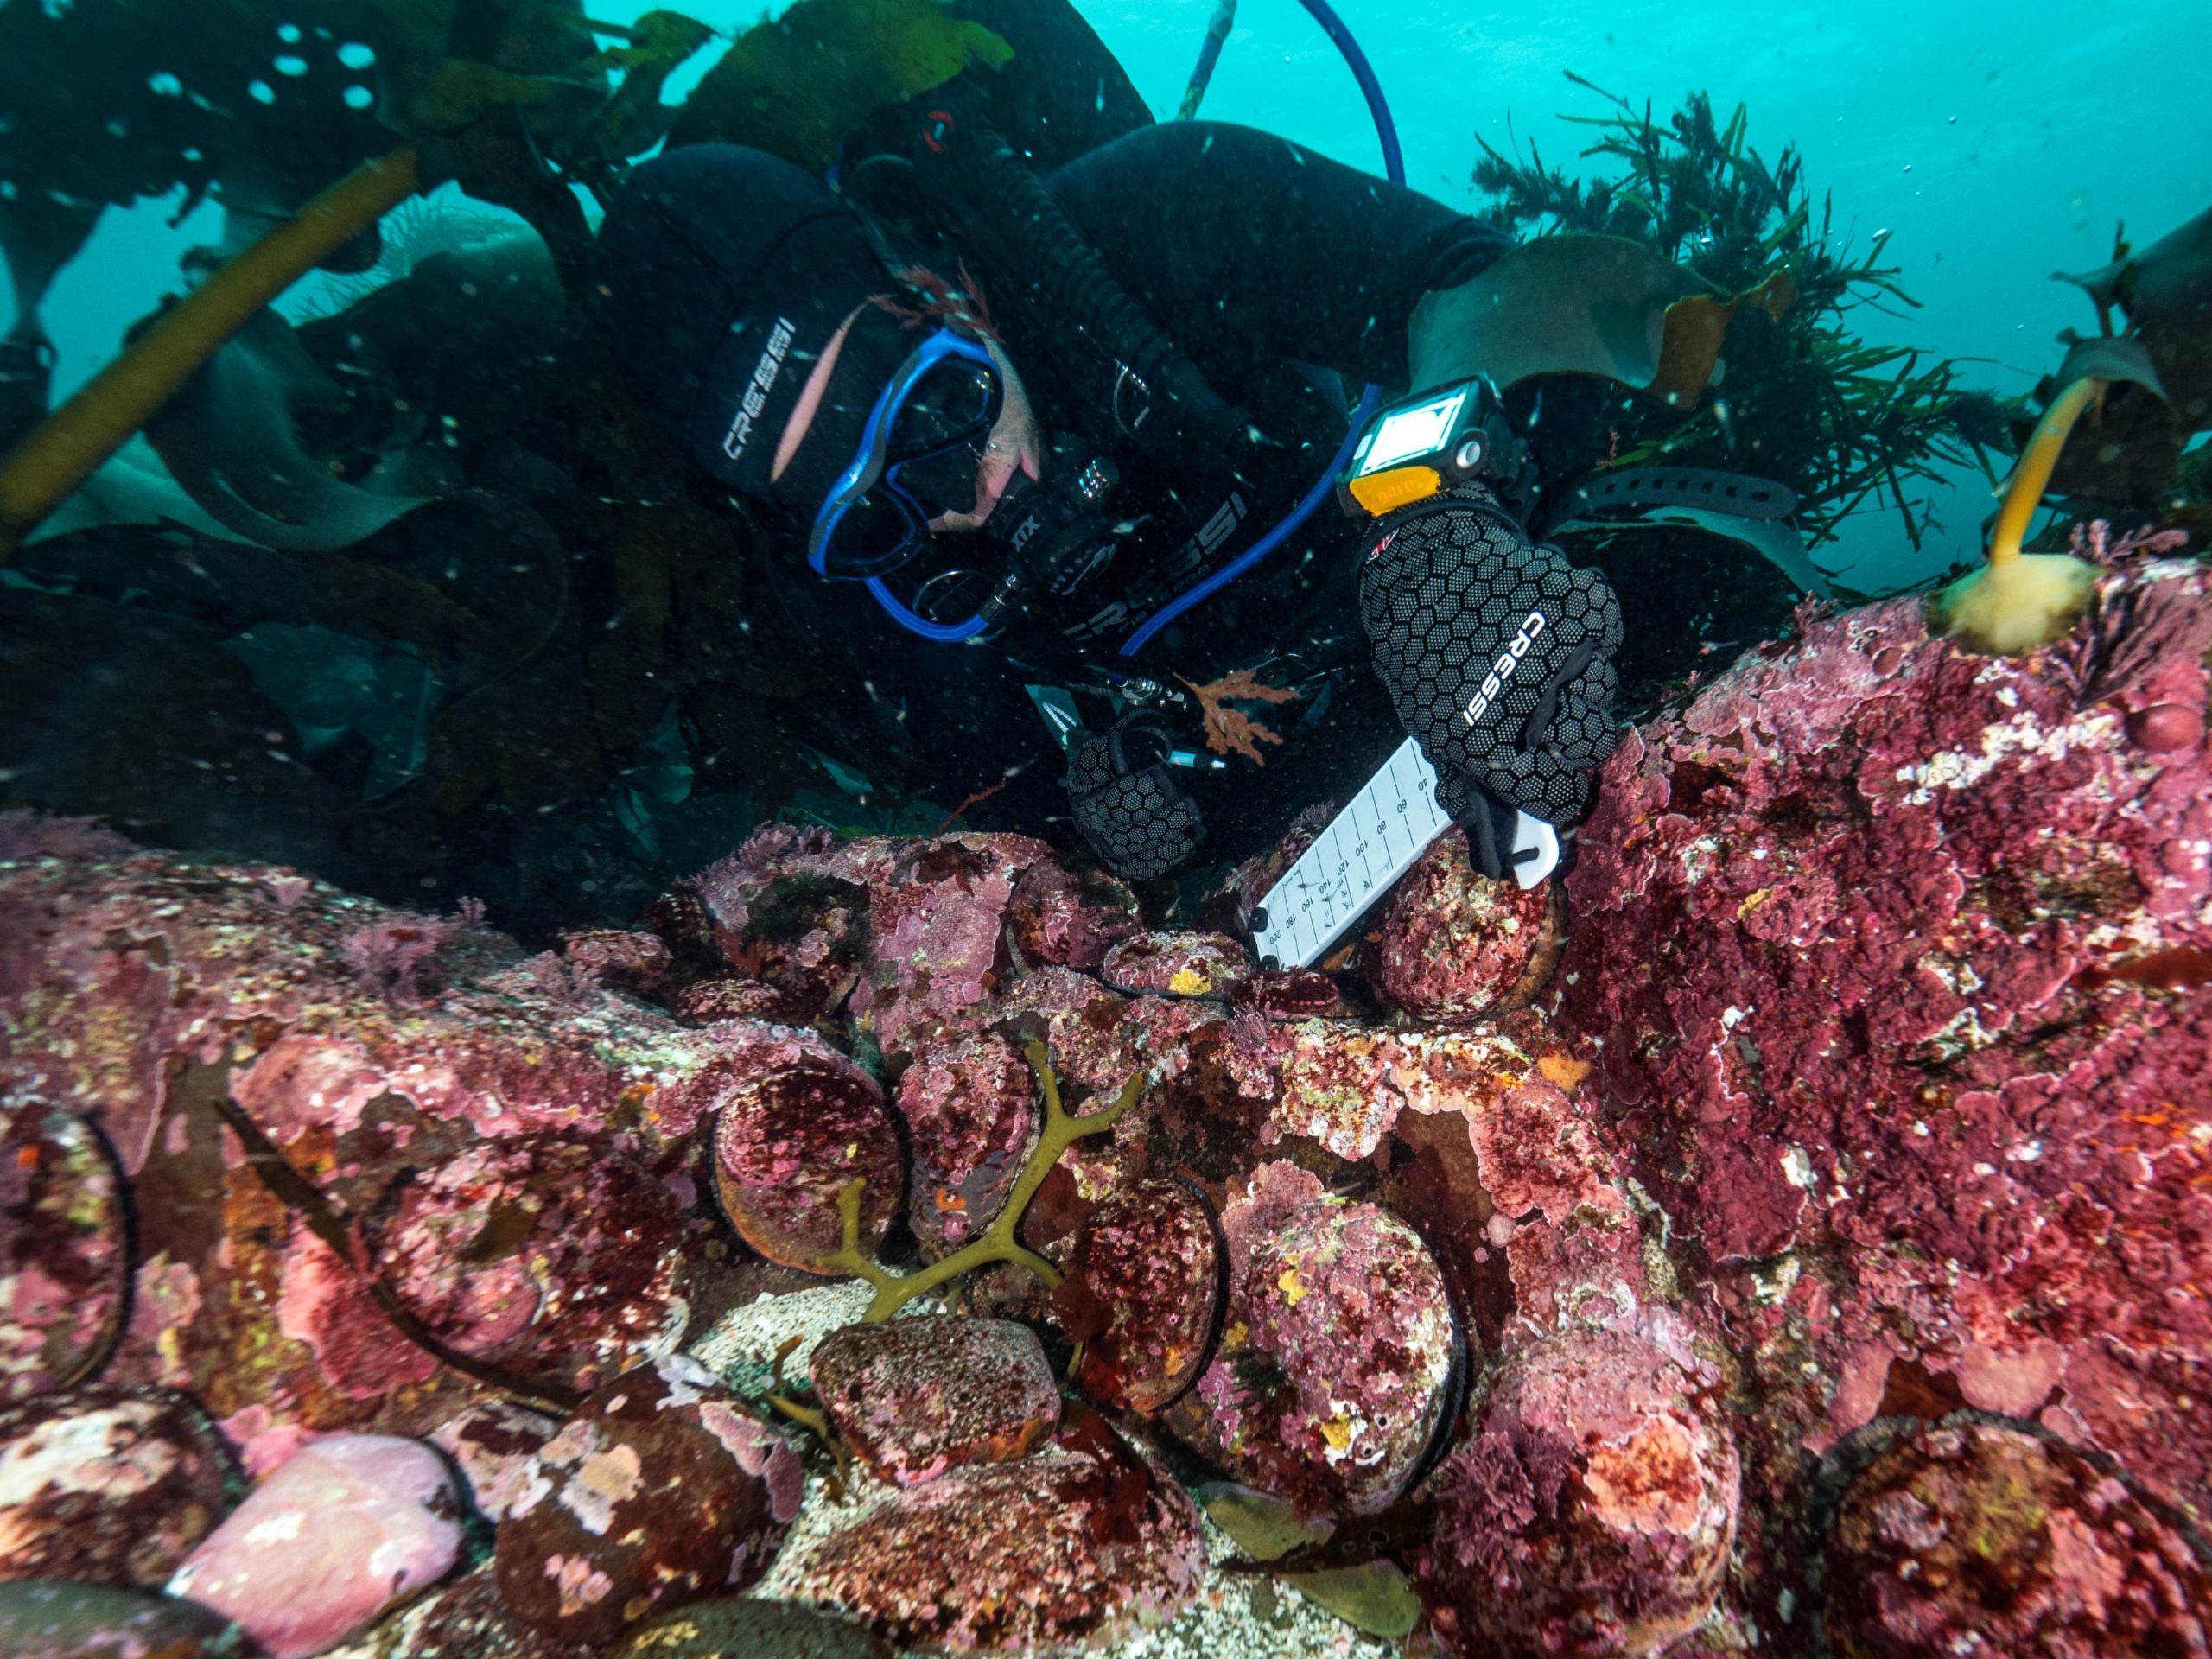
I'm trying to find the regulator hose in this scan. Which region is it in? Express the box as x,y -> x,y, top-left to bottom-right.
875,0 -> 1404,651
1117,0 -> 1404,658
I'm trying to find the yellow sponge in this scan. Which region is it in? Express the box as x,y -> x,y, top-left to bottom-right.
1929,551 -> 2097,657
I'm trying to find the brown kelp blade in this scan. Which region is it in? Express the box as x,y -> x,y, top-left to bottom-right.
2040,331 -> 2184,508
2056,204 -> 2212,430
0,149 -> 421,562
1407,232 -> 1793,407
670,0 -> 1013,172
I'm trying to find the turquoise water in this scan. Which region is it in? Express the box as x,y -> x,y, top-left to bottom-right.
18,0 -> 2211,588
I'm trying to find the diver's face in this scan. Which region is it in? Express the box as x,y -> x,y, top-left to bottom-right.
772,315 -> 1039,534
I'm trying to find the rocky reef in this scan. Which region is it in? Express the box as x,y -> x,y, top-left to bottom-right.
2,548 -> 2208,1656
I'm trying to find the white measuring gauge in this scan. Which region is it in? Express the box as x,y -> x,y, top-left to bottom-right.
1249,737 -> 1560,969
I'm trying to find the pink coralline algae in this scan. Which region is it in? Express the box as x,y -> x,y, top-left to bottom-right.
893,1031 -> 1039,1255
669,972 -> 813,1026
168,1433 -> 464,1659
1555,555 -> 2212,1535
381,1564 -> 602,1659
1065,1177 -> 1225,1414
1465,1074 -> 1647,1330
494,1353 -> 802,1646
339,916 -> 457,1002
849,834 -> 1058,1059
1166,1162 -> 1462,1518
1423,1314 -> 1740,1659
677,830 -> 1052,1047
1229,968 -> 1355,1020
670,825 -> 889,1007
0,1385 -> 239,1586
1005,858 -> 1141,972
1370,829 -> 1566,1020
791,1415 -> 1206,1651
1265,1019 -> 1406,1157
1260,1017 -> 1557,1163
365,1132 -> 692,1393
0,844 -> 836,1443
994,966 -> 1224,1111
713,1046 -> 903,1268
429,1397 -> 564,1522
809,1316 -> 1060,1487
10,554 -> 2209,1657
1818,1417 -> 2211,1658
1,1094 -> 127,1402
555,929 -> 676,1000
0,810 -> 136,862
1100,929 -> 1253,998
707,871 -> 870,1022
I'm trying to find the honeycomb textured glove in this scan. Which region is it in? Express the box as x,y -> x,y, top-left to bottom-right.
1065,719 -> 1205,880
1359,486 -> 1623,826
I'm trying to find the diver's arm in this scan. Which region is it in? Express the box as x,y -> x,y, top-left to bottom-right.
1045,120 -> 1513,396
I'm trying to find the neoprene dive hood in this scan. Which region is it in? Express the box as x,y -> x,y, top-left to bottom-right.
589,143 -> 921,524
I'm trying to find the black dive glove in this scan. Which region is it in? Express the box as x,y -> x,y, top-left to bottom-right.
1065,716 -> 1205,880
1358,485 -> 1623,878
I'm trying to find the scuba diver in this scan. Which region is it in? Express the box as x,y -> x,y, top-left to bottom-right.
588,41 -> 1640,890
0,0 -> 1832,941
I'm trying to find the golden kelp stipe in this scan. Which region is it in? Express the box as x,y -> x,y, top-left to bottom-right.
1932,335 -> 2171,655
0,149 -> 421,562
1930,379 -> 2104,657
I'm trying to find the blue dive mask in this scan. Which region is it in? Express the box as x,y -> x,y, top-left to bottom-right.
807,328 -> 1004,581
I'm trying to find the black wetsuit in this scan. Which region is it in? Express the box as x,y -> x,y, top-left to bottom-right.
658,3 -> 1599,862
822,122 -> 1607,858
988,118 -> 1516,655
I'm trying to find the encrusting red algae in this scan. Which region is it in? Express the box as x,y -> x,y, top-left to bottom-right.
2,550 -> 2208,1656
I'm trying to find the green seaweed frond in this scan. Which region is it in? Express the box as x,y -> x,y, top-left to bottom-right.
763,1331 -> 853,1496
811,1042 -> 1143,1322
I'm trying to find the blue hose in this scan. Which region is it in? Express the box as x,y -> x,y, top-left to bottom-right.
1118,0 -> 1402,658
867,575 -> 990,641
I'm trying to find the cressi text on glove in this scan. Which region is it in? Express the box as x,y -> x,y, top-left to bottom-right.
1358,485 -> 1623,836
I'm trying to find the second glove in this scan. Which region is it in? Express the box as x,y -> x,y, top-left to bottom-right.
1064,716 -> 1206,881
